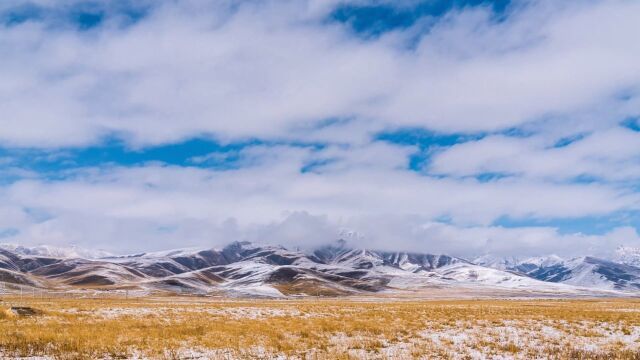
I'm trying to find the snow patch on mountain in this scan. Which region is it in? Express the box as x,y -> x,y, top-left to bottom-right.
0,244 -> 112,259
476,254 -> 640,291
614,246 -> 640,267
0,241 -> 635,297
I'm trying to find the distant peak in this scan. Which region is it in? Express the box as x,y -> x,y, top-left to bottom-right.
616,245 -> 640,254
613,245 -> 640,267
0,243 -> 112,259
337,229 -> 365,241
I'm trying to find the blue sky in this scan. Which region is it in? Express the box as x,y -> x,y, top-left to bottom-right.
0,0 -> 639,255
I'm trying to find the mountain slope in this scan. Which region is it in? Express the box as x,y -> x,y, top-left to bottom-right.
0,244 -> 111,259
614,246 -> 640,268
475,255 -> 640,290
0,241 -> 632,297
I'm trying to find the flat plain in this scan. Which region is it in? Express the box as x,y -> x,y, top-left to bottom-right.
1,295 -> 640,359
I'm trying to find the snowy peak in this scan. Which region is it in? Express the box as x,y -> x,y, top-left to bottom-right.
311,240 -> 350,263
0,244 -> 112,259
520,255 -> 564,268
614,246 -> 640,267
476,254 -> 640,291
472,255 -> 521,270
312,241 -> 464,272
0,241 -> 635,297
380,252 -> 463,272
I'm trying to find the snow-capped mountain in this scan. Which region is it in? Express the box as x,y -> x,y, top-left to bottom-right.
0,244 -> 112,259
475,254 -> 640,291
0,241 -> 633,297
472,254 -> 522,271
614,246 -> 640,268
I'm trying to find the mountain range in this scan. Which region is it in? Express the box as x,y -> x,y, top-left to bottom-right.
474,252 -> 640,291
0,241 -> 638,297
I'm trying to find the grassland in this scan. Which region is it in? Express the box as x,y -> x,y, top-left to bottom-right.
1,295 -> 640,359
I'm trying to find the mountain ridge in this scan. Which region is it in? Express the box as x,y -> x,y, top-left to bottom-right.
474,254 -> 640,290
0,241 -> 636,297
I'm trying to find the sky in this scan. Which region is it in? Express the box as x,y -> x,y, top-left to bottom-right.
0,0 -> 639,257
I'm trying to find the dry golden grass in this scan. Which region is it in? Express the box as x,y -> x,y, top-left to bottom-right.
0,295 -> 639,359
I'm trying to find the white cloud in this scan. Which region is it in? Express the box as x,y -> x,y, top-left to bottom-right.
429,127 -> 640,182
1,142 -> 638,253
339,216 -> 640,258
0,0 -> 639,255
0,0 -> 639,146
4,201 -> 639,257
7,145 -> 636,223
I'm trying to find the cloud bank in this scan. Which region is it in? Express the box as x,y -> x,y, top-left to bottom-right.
0,0 -> 638,256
